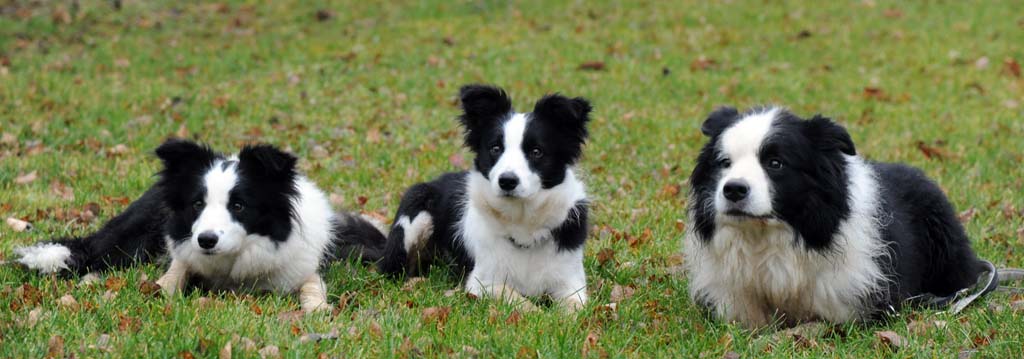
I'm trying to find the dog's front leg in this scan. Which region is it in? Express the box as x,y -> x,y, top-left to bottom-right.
298,273 -> 331,313
466,278 -> 538,312
155,259 -> 189,295
551,279 -> 588,313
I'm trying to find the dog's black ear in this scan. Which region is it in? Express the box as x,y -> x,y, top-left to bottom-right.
237,144 -> 298,181
533,94 -> 592,131
803,115 -> 856,156
458,84 -> 512,128
458,84 -> 513,149
155,138 -> 218,175
700,106 -> 740,137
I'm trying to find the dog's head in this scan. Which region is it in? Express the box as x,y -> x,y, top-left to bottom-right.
155,139 -> 298,256
457,84 -> 591,199
689,106 -> 856,250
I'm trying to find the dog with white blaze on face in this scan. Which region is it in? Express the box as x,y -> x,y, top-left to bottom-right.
377,84 -> 593,312
683,106 -> 990,328
14,139 -> 385,313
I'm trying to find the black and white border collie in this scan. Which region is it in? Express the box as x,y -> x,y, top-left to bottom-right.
684,106 -> 987,327
378,85 -> 592,312
15,139 -> 385,313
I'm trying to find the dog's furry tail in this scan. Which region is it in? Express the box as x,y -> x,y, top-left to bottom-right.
329,212 -> 388,264
13,187 -> 169,276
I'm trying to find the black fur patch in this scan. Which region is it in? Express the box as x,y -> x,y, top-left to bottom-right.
524,94 -> 592,188
232,144 -> 299,242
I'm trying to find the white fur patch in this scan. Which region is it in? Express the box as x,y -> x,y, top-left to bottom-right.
396,212 -> 434,253
488,113 -> 544,198
15,243 -> 72,274
461,169 -> 589,304
684,155 -> 887,327
714,108 -> 778,217
190,160 -> 246,254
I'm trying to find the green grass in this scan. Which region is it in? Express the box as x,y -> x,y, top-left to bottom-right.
2,0 -> 1023,357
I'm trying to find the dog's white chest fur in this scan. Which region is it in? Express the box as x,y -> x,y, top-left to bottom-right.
684,156 -> 888,327
460,170 -> 588,300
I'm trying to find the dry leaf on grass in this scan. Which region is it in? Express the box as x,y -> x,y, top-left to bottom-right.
421,306 -> 451,325
610,284 -> 635,303
258,345 -> 280,359
58,294 -> 79,310
6,217 -> 32,232
219,342 -> 232,359
277,310 -> 304,323
875,330 -> 905,349
47,335 -> 65,359
402,277 -> 427,292
578,61 -> 606,71
14,170 -> 37,184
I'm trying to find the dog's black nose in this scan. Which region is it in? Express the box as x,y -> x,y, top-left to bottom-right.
723,180 -> 750,202
498,172 -> 519,191
197,231 -> 218,249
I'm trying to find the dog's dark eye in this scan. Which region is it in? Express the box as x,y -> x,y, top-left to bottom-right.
192,200 -> 205,211
719,158 -> 732,168
490,145 -> 502,156
529,148 -> 543,159
767,158 -> 783,169
231,202 -> 245,213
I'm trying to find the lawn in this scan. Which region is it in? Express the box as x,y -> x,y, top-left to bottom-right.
1,0 -> 1023,357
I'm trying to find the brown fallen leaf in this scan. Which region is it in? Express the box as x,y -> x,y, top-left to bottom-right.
610,284 -> 635,303
505,310 -> 523,325
958,207 -> 978,223
875,330 -> 905,350
690,56 -> 717,72
250,303 -> 264,315
277,310 -> 305,323
118,313 -> 141,332
578,61 -> 606,71
1005,58 -> 1022,78
24,307 -> 44,328
58,294 -> 79,310
367,320 -> 383,337
402,277 -> 427,292
50,180 -> 74,200
421,306 -> 451,325
139,279 -> 162,297
105,276 -> 127,292
916,141 -> 949,160
315,9 -> 333,21
15,170 -> 38,185
47,335 -> 65,359
661,184 -> 681,197
516,346 -> 537,359
863,87 -> 890,101
581,331 -> 601,357
6,217 -> 32,232
258,345 -> 280,359
219,342 -> 232,359
596,248 -> 616,267
179,351 -> 196,359
107,144 -> 129,157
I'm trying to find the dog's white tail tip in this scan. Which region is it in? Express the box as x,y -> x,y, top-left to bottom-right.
15,243 -> 72,274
